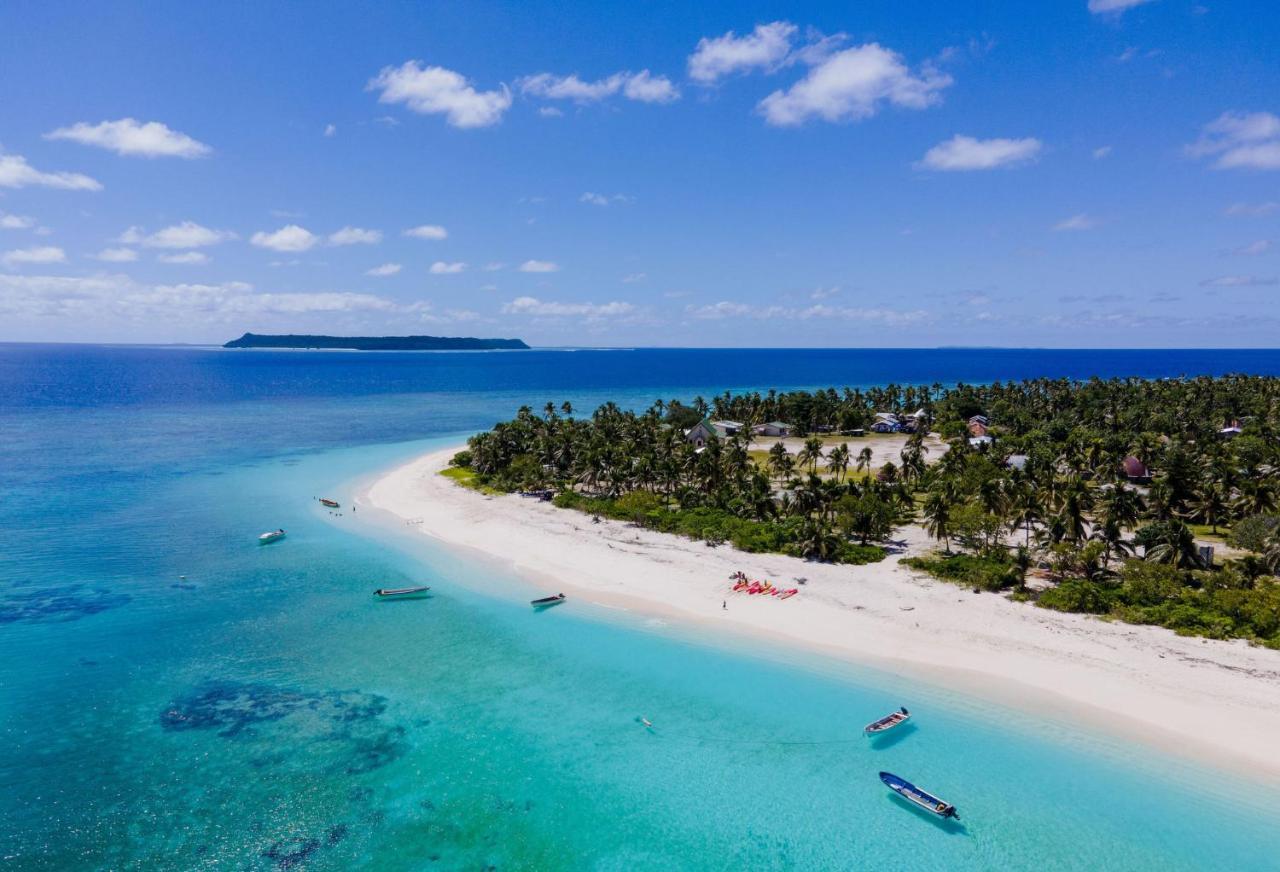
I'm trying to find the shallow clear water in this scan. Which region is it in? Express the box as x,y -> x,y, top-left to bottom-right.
3,345 -> 1280,870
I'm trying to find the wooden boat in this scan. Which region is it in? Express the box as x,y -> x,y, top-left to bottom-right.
258,529 -> 286,544
864,707 -> 911,735
320,498 -> 340,508
374,586 -> 430,598
531,593 -> 566,608
879,771 -> 959,819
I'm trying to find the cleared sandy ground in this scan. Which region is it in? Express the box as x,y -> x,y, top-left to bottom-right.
363,445 -> 1280,780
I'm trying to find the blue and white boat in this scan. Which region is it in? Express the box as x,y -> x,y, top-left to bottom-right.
258,529 -> 286,544
879,771 -> 960,819
864,707 -> 910,735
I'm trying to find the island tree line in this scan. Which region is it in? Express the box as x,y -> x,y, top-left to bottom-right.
453,375 -> 1280,648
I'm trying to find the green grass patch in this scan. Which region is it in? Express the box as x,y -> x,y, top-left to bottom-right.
438,465 -> 503,495
901,553 -> 1017,592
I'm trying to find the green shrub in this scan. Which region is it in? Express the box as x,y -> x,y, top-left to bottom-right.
450,449 -> 473,468
1037,579 -> 1115,614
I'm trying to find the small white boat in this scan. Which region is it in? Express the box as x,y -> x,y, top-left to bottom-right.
374,586 -> 431,598
258,529 -> 286,544
864,707 -> 911,735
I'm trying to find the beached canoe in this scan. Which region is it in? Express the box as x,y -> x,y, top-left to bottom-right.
531,593 -> 566,607
374,586 -> 431,598
879,771 -> 960,819
864,707 -> 910,735
258,529 -> 286,544
319,498 -> 340,508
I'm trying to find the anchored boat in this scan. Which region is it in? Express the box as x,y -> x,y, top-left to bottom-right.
258,529 -> 286,544
374,586 -> 431,598
319,498 -> 340,508
531,593 -> 566,608
879,771 -> 960,819
864,707 -> 911,735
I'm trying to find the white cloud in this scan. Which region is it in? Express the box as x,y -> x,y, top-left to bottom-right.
917,135 -> 1042,171
757,43 -> 951,126
158,251 -> 209,264
429,261 -> 467,274
502,296 -> 634,317
328,226 -> 382,245
1232,240 -> 1272,256
1188,112 -> 1280,170
366,262 -> 402,276
686,300 -> 927,325
519,259 -> 560,273
324,124 -> 337,137
519,71 -> 679,104
810,286 -> 839,300
1093,145 -> 1113,159
0,274 -> 430,324
403,224 -> 448,240
622,272 -> 646,283
367,60 -> 512,128
623,71 -> 680,103
538,106 -> 564,118
0,154 -> 102,191
250,224 -> 318,252
44,118 -> 210,158
1224,201 -> 1280,216
1,213 -> 35,230
688,21 -> 798,83
3,246 -> 66,267
95,247 -> 137,263
122,221 -> 235,249
1088,0 -> 1157,14
1054,213 -> 1097,231
1199,275 -> 1278,287
579,192 -> 632,206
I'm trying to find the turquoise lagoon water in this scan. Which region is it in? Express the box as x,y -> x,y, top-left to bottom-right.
3,344 -> 1280,870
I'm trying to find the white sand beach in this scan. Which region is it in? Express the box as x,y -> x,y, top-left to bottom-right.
365,445 -> 1280,779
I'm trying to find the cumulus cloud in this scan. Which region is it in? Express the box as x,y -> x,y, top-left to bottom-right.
1054,213 -> 1097,231
95,247 -> 137,263
121,221 -> 235,249
1088,0 -> 1157,14
403,224 -> 448,240
1,212 -> 36,230
44,118 -> 211,158
429,261 -> 467,274
688,21 -> 798,83
250,224 -> 318,252
917,135 -> 1042,171
518,259 -> 560,273
1199,275 -> 1278,288
757,43 -> 951,126
686,300 -> 928,325
501,296 -> 634,318
328,226 -> 382,245
1187,112 -> 1280,170
0,154 -> 102,191
519,70 -> 679,104
2,246 -> 66,267
366,262 -> 402,276
158,251 -> 209,264
0,274 -> 432,325
367,60 -> 512,128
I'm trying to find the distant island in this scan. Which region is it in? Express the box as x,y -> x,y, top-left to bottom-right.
223,333 -> 530,351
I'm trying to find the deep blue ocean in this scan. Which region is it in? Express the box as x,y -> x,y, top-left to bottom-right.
3,344 -> 1280,870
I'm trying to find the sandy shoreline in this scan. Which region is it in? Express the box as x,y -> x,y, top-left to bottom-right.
364,444 -> 1280,780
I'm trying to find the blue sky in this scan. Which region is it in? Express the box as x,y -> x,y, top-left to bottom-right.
1,0 -> 1279,347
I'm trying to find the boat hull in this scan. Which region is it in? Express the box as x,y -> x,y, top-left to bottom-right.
879,771 -> 958,819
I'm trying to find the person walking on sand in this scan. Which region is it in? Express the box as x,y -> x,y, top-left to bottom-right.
722,600 -> 726,610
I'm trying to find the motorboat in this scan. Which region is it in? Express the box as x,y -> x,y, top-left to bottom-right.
258,529 -> 286,544
879,771 -> 959,819
864,707 -> 911,735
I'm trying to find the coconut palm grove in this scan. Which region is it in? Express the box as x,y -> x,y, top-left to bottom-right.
455,375 -> 1280,648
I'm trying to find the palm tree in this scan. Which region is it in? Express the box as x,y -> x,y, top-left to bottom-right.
1184,479 -> 1230,533
922,491 -> 953,553
1143,520 -> 1203,568
798,437 -> 824,475
856,446 -> 874,476
828,443 -> 850,482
